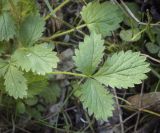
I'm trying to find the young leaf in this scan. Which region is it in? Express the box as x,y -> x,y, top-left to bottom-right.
81,2 -> 123,37
145,42 -> 160,54
16,101 -> 26,114
26,107 -> 42,119
94,51 -> 150,89
0,12 -> 16,41
4,65 -> 28,99
12,45 -> 59,75
19,14 -> 45,46
120,28 -> 141,42
25,97 -> 38,106
40,82 -> 61,104
73,32 -> 104,75
78,79 -> 114,120
24,72 -> 48,97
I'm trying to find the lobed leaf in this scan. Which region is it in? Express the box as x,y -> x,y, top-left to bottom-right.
0,12 -> 16,41
94,51 -> 150,89
24,72 -> 48,97
79,79 -> 114,120
12,45 -> 59,75
73,32 -> 104,75
19,14 -> 45,46
81,1 -> 123,37
0,59 -> 8,77
4,65 -> 28,99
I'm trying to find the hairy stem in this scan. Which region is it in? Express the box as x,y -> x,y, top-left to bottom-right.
47,71 -> 90,78
43,24 -> 87,40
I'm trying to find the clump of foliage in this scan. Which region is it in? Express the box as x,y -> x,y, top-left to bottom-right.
0,0 -> 59,99
73,32 -> 150,120
0,0 -> 151,123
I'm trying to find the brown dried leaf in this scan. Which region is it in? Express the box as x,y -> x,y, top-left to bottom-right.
127,92 -> 160,112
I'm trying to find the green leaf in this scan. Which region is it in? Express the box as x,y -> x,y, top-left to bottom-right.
0,12 -> 16,41
16,101 -> 26,114
40,82 -> 61,104
4,65 -> 28,99
78,79 -> 114,120
0,59 -> 8,77
40,42 -> 55,50
94,51 -> 150,89
19,14 -> 45,45
26,107 -> 42,119
120,28 -> 141,42
81,2 -> 123,37
1,0 -> 19,11
0,42 -> 8,56
0,60 -> 28,98
12,45 -> 59,75
73,32 -> 104,75
25,72 -> 48,97
25,97 -> 38,106
145,42 -> 160,54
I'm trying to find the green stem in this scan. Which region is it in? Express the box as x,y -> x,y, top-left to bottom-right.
44,0 -> 70,20
44,0 -> 85,36
44,0 -> 53,13
55,17 -> 86,36
47,71 -> 89,78
43,24 -> 87,40
131,26 -> 147,41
